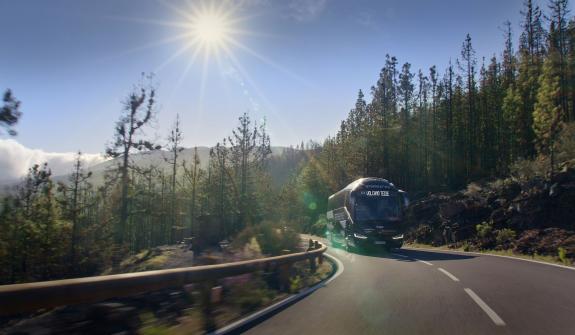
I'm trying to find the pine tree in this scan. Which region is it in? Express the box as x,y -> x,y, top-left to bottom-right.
503,0 -> 546,161
460,34 -> 477,179
548,0 -> 570,121
0,89 -> 21,136
398,62 -> 414,188
58,152 -> 92,272
182,147 -> 203,237
534,24 -> 566,175
227,112 -> 272,229
165,114 -> 184,242
105,74 -> 160,246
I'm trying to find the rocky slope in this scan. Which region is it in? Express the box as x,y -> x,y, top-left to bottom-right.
405,166 -> 575,264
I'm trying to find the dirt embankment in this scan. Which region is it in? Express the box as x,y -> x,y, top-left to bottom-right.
405,166 -> 575,264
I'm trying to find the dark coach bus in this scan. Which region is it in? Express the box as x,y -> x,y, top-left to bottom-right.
326,178 -> 409,251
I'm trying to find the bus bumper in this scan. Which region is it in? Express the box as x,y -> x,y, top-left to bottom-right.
350,233 -> 403,249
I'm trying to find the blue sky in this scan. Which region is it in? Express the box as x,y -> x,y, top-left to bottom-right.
1,0 -> 568,155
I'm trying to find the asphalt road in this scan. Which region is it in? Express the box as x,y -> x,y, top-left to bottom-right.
243,244 -> 575,335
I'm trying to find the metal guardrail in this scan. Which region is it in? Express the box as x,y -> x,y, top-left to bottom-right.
0,240 -> 326,316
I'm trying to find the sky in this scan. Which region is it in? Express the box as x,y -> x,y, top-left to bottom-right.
1,0 -> 572,179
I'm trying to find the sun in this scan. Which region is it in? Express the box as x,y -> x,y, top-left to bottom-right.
193,13 -> 228,44
188,9 -> 231,50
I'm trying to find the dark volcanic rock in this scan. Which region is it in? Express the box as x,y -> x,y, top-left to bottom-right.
406,166 -> 575,261
500,181 -> 521,200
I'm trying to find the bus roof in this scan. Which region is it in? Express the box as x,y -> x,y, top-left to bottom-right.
329,177 -> 396,200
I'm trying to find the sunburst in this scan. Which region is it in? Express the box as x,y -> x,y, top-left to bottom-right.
107,1 -> 322,176
189,10 -> 231,48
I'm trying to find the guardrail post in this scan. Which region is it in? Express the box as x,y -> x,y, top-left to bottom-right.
314,241 -> 323,265
200,281 -> 217,332
309,255 -> 317,274
278,263 -> 292,292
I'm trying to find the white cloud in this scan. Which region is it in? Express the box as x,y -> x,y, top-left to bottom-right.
0,139 -> 107,184
355,11 -> 381,31
288,0 -> 328,22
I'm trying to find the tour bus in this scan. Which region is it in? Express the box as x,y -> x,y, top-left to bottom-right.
326,178 -> 409,251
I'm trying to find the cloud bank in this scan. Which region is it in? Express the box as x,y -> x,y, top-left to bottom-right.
0,139 -> 107,184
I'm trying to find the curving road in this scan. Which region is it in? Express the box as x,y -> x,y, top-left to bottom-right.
243,243 -> 575,335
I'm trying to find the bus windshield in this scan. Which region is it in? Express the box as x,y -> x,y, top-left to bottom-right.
355,195 -> 400,221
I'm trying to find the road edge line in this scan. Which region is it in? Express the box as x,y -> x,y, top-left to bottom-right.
210,252 -> 344,335
404,246 -> 575,271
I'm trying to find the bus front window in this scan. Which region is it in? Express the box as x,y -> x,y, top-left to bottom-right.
355,196 -> 400,221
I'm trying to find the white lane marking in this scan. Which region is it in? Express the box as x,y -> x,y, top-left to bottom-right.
404,246 -> 575,271
392,252 -> 433,266
211,252 -> 344,334
438,268 -> 460,282
413,258 -> 433,266
323,252 -> 345,285
464,288 -> 506,326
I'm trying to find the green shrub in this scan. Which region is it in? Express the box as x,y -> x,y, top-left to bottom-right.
234,221 -> 300,256
509,124 -> 575,179
556,123 -> 575,165
289,275 -> 302,293
495,228 -> 516,246
510,158 -> 548,180
558,247 -> 570,265
410,224 -> 433,244
476,222 -> 493,239
228,281 -> 273,313
231,225 -> 258,249
310,215 -> 328,237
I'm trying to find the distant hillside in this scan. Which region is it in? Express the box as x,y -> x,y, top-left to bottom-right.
0,146 -> 306,194
50,146 -> 301,189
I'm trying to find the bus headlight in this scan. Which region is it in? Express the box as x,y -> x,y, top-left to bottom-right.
353,233 -> 368,240
392,234 -> 404,240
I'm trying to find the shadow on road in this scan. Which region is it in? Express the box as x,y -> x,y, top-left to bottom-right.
399,248 -> 475,261
331,246 -> 475,262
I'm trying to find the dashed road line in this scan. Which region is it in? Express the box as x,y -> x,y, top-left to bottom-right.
413,258 -> 433,266
438,267 -> 460,282
464,288 -> 506,326
392,253 -> 433,266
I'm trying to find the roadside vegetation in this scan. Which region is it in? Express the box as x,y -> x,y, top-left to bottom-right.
0,241 -> 334,335
405,124 -> 575,265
